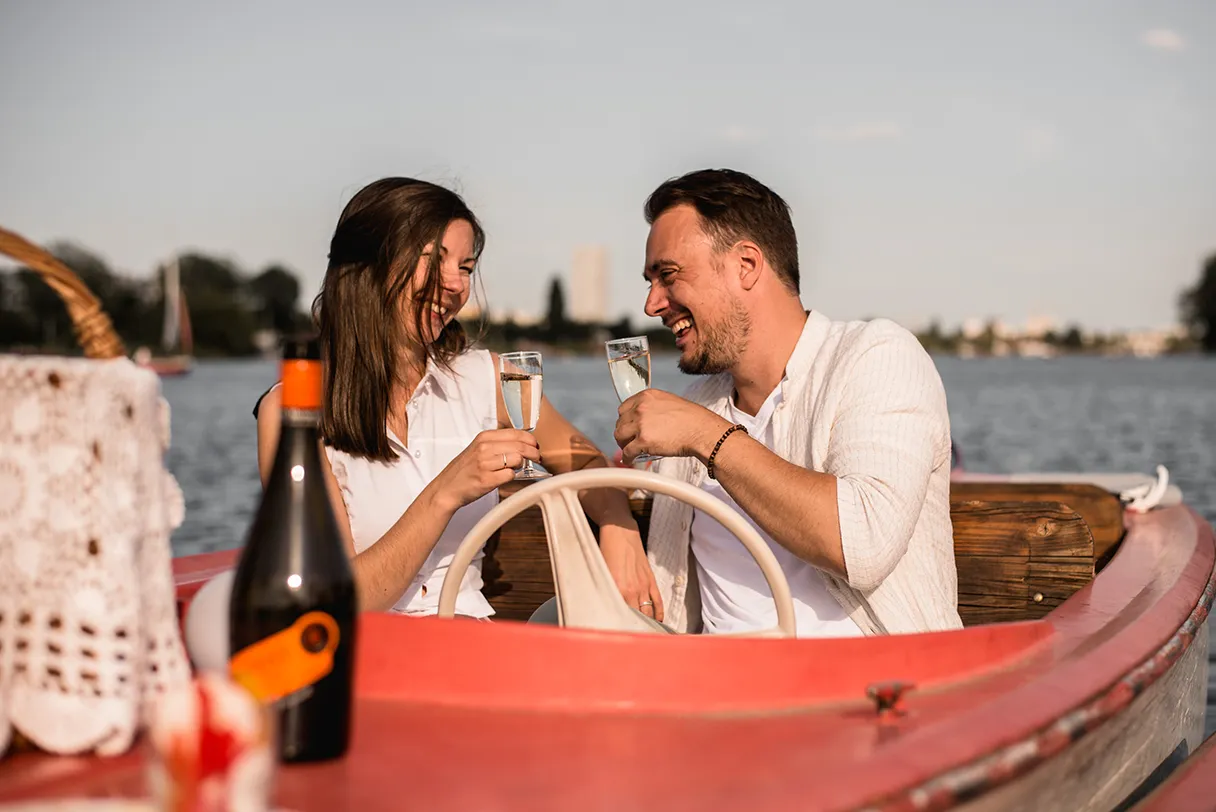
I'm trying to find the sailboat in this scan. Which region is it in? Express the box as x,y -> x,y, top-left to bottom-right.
134,256 -> 193,376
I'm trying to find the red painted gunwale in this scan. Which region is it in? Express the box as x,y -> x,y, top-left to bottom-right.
1,505 -> 1212,811
1132,731 -> 1216,811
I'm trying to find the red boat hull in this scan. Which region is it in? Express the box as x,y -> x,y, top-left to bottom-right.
1133,727 -> 1216,811
1,505 -> 1212,811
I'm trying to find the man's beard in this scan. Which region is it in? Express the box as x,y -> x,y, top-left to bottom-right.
678,300 -> 751,376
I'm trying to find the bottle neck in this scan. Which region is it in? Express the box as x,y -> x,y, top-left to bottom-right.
271,410 -> 326,492
281,406 -> 321,430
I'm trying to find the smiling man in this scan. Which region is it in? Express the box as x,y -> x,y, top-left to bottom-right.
613,168 -> 962,636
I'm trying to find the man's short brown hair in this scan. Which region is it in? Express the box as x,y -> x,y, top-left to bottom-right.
644,168 -> 800,293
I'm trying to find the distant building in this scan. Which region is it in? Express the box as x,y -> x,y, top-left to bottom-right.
570,245 -> 608,324
961,318 -> 986,340
1023,315 -> 1056,340
1125,326 -> 1188,358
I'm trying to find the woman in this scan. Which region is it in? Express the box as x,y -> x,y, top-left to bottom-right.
255,177 -> 662,621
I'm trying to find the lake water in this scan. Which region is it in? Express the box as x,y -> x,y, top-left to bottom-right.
159,354 -> 1216,734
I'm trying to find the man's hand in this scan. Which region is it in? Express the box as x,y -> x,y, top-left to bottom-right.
599,524 -> 664,621
614,389 -> 732,465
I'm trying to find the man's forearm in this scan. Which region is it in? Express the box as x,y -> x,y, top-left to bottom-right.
693,423 -> 846,577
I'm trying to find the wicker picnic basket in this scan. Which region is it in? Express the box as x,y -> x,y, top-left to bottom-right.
0,226 -> 191,757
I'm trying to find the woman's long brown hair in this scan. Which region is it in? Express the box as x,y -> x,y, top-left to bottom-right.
312,177 -> 485,462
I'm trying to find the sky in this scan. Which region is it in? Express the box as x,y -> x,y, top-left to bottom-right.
1,0 -> 1214,332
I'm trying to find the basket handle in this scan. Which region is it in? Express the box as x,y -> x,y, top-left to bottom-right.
0,225 -> 126,359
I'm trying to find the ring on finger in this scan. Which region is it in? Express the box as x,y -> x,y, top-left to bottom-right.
502,452 -> 509,469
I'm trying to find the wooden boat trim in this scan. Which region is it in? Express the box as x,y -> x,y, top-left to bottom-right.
876,506 -> 1216,810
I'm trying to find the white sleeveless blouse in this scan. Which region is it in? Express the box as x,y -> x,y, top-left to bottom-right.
323,349 -> 499,618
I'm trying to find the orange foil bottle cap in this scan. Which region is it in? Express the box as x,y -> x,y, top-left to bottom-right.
280,360 -> 322,411
279,335 -> 322,411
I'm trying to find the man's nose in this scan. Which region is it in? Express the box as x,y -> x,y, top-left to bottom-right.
644,285 -> 666,318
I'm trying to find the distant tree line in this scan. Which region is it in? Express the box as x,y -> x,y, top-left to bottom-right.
914,320 -> 1129,355
4,244 -> 1212,358
0,242 -> 311,356
1180,252 -> 1216,353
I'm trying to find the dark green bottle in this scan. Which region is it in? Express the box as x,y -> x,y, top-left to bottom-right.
228,336 -> 358,763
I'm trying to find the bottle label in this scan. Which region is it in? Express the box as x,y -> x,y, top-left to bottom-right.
229,611 -> 340,703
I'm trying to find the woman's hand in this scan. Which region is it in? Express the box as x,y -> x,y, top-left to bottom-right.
429,429 -> 541,514
599,524 -> 664,622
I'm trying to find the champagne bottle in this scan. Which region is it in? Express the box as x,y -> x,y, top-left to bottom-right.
228,335 -> 358,763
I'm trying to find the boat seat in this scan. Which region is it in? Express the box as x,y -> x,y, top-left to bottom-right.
950,481 -> 1124,569
480,487 -> 1097,629
948,499 -> 1095,626
171,485 -> 1102,638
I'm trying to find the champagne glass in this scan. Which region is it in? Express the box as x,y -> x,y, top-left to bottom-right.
499,351 -> 550,480
605,336 -> 660,465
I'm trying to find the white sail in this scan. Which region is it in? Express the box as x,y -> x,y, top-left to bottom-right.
161,257 -> 181,352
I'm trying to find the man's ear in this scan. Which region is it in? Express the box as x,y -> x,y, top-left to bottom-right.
737,241 -> 764,291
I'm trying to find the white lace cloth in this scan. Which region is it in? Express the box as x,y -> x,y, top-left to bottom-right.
0,356 -> 191,756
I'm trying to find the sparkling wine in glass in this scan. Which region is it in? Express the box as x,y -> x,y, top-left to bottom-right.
499,351 -> 549,480
605,336 -> 660,465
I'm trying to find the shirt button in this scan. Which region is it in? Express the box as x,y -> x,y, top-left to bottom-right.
674,575 -> 686,586
414,450 -> 422,458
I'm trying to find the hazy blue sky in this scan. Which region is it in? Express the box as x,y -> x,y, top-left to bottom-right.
2,0 -> 1213,331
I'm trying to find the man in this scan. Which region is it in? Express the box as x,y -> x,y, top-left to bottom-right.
612,168 -> 961,636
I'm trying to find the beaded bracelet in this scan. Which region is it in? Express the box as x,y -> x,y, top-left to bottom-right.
706,423 -> 747,480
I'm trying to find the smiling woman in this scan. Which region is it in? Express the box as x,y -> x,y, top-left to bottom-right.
244,177 -> 663,623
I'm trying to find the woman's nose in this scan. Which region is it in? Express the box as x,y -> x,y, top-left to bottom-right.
442,268 -> 467,294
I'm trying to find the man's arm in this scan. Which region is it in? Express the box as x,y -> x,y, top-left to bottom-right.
633,323 -> 948,591
691,426 -> 848,576
709,324 -> 948,590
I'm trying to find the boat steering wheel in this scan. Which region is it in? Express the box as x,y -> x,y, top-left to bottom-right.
438,468 -> 797,638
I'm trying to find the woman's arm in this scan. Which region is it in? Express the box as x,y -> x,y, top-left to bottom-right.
256,386 -> 466,612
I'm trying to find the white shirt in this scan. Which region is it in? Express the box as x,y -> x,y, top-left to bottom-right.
692,379 -> 863,637
646,311 -> 961,636
324,349 -> 498,618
